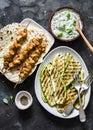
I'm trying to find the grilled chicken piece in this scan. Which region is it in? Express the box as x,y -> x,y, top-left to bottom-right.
9,37 -> 43,69
17,28 -> 27,41
19,43 -> 46,79
3,28 -> 27,69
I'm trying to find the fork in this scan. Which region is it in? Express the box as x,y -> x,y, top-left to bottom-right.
74,82 -> 86,122
63,72 -> 93,117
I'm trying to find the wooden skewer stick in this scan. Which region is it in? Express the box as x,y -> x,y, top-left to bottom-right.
75,23 -> 93,53
25,20 -> 31,28
14,82 -> 18,88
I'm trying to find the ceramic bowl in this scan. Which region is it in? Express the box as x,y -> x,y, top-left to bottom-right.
15,91 -> 33,110
49,7 -> 83,42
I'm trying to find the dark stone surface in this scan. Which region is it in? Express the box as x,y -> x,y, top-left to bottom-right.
0,0 -> 93,130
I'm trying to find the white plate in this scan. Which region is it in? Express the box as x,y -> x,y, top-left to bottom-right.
0,18 -> 55,83
35,46 -> 91,119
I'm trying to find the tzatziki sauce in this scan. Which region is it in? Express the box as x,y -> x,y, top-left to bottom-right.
51,8 -> 83,40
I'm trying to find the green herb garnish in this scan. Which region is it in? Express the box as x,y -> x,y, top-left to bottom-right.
57,33 -> 63,37
57,25 -> 66,32
66,13 -> 70,20
73,20 -> 76,26
3,98 -> 9,105
10,95 -> 13,100
3,95 -> 13,105
67,29 -> 72,34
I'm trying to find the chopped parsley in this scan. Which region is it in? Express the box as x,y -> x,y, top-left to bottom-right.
57,25 -> 66,32
66,12 -> 71,20
57,33 -> 63,37
67,29 -> 72,34
73,20 -> 77,26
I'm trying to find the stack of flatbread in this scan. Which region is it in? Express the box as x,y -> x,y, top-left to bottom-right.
0,23 -> 50,83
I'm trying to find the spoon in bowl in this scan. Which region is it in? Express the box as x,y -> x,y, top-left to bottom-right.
75,23 -> 93,52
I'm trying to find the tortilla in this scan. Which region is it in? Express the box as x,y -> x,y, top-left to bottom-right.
0,23 -> 49,83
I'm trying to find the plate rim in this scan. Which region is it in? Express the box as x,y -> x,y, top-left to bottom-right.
34,46 -> 91,119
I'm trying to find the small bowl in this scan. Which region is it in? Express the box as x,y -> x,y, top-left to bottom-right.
49,7 -> 83,42
15,91 -> 33,110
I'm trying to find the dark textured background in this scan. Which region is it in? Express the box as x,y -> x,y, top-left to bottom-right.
0,0 -> 93,130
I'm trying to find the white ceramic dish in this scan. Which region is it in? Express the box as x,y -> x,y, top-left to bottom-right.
49,7 -> 83,42
35,46 -> 91,119
15,91 -> 33,110
0,18 -> 55,83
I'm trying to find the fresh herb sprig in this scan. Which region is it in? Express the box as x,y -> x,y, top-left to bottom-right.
3,95 -> 13,105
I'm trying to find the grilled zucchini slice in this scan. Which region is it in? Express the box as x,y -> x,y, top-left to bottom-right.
40,66 -> 47,103
52,53 -> 73,76
39,52 -> 83,113
62,60 -> 81,87
41,91 -> 47,103
74,70 -> 85,109
74,92 -> 85,109
47,63 -> 67,105
53,53 -> 81,87
79,69 -> 84,84
52,54 -> 64,75
57,86 -> 77,113
40,66 -> 56,106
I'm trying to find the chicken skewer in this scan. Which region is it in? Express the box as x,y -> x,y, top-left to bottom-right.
14,41 -> 46,88
9,37 -> 43,69
3,28 -> 27,70
19,42 -> 46,79
3,22 -> 30,71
